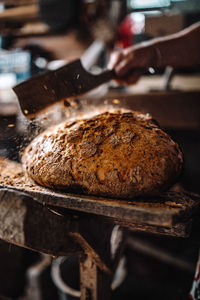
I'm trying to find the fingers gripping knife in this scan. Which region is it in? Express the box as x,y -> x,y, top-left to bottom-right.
13,56 -> 146,119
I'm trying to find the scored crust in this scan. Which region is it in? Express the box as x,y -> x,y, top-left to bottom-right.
22,111 -> 183,199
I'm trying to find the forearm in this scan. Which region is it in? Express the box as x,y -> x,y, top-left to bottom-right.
108,22 -> 200,84
147,22 -> 200,68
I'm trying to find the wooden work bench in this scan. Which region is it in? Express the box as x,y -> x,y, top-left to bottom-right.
0,157 -> 200,300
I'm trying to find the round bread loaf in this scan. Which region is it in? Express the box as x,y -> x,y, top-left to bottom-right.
22,111 -> 183,198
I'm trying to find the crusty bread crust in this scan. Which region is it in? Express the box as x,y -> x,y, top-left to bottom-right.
22,111 -> 183,198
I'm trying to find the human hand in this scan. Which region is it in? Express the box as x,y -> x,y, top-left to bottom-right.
108,44 -> 156,85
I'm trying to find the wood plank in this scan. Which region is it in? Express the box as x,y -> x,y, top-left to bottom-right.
112,218 -> 193,238
80,254 -> 111,300
0,188 -> 125,272
0,158 -> 199,233
0,21 -> 50,37
0,188 -> 82,256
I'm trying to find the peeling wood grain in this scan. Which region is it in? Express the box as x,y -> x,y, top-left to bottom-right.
0,190 -> 26,245
0,189 -> 81,256
80,254 -> 112,300
0,189 -> 124,273
112,218 -> 193,238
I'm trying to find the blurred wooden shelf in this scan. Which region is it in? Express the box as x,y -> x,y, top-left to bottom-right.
0,2 -> 41,37
0,21 -> 50,37
2,0 -> 37,5
0,102 -> 18,116
0,4 -> 39,22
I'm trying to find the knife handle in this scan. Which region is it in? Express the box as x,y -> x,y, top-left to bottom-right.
95,67 -> 148,85
95,69 -> 116,83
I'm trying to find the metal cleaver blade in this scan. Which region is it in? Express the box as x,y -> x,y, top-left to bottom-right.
13,59 -> 115,118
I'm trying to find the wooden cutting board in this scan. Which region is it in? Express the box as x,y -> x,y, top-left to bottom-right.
0,157 -> 199,237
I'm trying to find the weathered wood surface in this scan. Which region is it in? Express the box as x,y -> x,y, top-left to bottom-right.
80,254 -> 112,300
109,217 -> 193,238
0,188 -> 124,274
0,158 -> 199,237
0,189 -> 81,256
